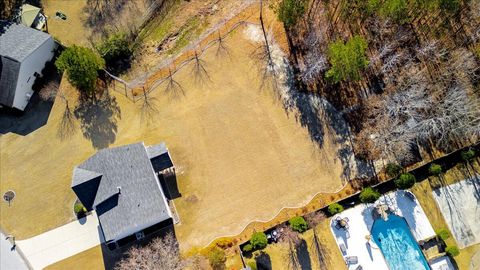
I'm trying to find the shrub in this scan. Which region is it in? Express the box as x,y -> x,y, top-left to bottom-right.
379,0 -> 410,24
242,244 -> 253,253
445,246 -> 460,257
74,202 -> 85,214
328,203 -> 344,215
429,163 -> 443,176
250,232 -> 268,250
439,0 -> 460,14
385,163 -> 403,178
395,173 -> 416,189
207,246 -> 226,270
326,35 -> 369,83
55,45 -> 105,95
276,0 -> 307,27
289,216 -> 308,233
359,187 -> 381,203
96,33 -> 133,65
436,229 -> 450,241
461,149 -> 476,162
248,261 -> 257,270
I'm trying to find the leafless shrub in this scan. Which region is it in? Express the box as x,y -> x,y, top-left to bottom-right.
304,211 -> 326,229
115,233 -> 185,270
39,81 -> 60,101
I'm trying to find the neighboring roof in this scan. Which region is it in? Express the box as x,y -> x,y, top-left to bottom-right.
146,143 -> 174,172
0,56 -> 20,107
429,256 -> 455,270
20,4 -> 41,27
146,143 -> 168,159
0,21 -> 51,62
73,143 -> 172,242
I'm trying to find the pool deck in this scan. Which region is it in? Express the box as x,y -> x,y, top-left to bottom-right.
330,190 -> 436,270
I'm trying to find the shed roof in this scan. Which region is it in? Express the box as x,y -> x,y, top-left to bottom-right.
20,4 -> 41,27
72,143 -> 172,242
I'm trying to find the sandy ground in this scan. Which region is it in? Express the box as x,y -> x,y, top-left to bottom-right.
0,24 -> 348,252
432,175 -> 480,249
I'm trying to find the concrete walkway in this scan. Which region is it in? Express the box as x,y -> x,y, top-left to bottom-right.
1,232 -> 29,270
16,212 -> 104,270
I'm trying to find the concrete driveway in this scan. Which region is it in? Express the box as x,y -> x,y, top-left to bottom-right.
1,232 -> 29,270
16,212 -> 104,270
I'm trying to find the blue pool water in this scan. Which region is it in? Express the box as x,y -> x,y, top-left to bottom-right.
371,214 -> 430,270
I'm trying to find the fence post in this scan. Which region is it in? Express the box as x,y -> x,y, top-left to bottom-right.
124,83 -> 128,97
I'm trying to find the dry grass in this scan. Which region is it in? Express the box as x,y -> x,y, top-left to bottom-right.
0,23 -> 347,255
45,245 -> 105,270
42,0 -> 92,46
243,218 -> 346,270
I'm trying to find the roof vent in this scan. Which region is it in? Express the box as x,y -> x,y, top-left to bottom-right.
117,186 -> 122,194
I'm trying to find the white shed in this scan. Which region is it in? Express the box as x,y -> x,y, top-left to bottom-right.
0,21 -> 56,111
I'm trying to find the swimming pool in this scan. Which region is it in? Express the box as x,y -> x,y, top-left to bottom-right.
371,214 -> 430,270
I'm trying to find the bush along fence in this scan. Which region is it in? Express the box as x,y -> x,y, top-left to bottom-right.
234,142 -> 479,265
104,3 -> 259,103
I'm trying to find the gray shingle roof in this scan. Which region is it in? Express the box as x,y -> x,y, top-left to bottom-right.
0,21 -> 52,62
72,142 -> 172,242
146,143 -> 168,159
0,56 -> 19,107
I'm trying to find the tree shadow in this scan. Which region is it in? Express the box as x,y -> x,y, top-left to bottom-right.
296,239 -> 312,270
74,93 -> 121,149
255,251 -> 272,270
83,0 -> 131,35
57,99 -> 77,140
311,229 -> 329,269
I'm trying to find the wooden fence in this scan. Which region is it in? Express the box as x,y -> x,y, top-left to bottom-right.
105,1 -> 260,102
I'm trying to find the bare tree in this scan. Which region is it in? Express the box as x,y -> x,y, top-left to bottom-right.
278,225 -> 301,270
115,233 -> 185,270
300,28 -> 327,85
255,0 -> 280,93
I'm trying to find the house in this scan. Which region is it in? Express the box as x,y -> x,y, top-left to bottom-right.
71,142 -> 178,250
0,21 -> 56,111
